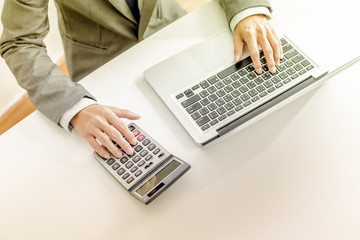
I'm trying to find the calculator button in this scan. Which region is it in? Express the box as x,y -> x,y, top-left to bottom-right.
158,153 -> 164,158
125,161 -> 134,169
112,163 -> 120,170
144,162 -> 153,170
122,173 -> 130,179
134,145 -> 143,152
148,143 -> 156,151
117,168 -> 125,176
135,170 -> 142,177
140,150 -> 148,157
130,166 -> 138,173
120,156 -> 129,164
128,125 -> 135,131
126,177 -> 134,184
107,158 -> 115,165
132,155 -> 141,163
153,148 -> 160,155
138,160 -> 145,167
142,139 -> 151,146
137,134 -> 145,141
145,155 -> 153,161
133,130 -> 140,137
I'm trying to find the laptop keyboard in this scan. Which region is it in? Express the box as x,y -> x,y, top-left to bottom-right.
175,38 -> 315,132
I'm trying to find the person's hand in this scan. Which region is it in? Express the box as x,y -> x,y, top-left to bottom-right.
233,14 -> 283,74
70,104 -> 141,159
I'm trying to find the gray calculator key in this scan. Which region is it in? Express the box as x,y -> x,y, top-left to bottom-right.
134,145 -> 143,152
130,166 -> 138,173
132,155 -> 141,163
125,161 -> 134,169
120,156 -> 129,164
148,143 -> 156,151
153,148 -> 160,155
138,160 -> 145,167
107,158 -> 115,165
122,173 -> 130,179
112,163 -> 120,170
142,139 -> 150,146
126,177 -> 134,184
117,168 -> 125,176
145,155 -> 153,161
140,150 -> 148,157
135,170 -> 143,177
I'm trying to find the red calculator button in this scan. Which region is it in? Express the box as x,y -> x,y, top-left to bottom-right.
137,134 -> 145,141
133,130 -> 140,137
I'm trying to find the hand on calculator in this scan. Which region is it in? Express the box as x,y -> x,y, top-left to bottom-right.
70,104 -> 141,159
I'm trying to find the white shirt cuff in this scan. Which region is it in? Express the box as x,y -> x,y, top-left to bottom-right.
230,7 -> 272,33
59,98 -> 98,132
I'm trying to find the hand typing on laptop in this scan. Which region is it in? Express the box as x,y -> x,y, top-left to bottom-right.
233,14 -> 283,74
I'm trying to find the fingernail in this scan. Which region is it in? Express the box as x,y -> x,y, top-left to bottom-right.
130,138 -> 137,145
270,67 -> 276,73
132,112 -> 141,117
126,147 -> 134,155
256,68 -> 262,74
235,55 -> 240,62
115,151 -> 122,158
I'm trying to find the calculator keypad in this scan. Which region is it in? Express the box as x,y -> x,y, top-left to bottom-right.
96,123 -> 171,190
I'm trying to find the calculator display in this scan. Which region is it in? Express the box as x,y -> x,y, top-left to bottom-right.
136,160 -> 182,197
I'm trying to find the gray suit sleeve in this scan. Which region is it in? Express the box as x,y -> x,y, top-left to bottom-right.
218,0 -> 272,23
0,0 -> 95,125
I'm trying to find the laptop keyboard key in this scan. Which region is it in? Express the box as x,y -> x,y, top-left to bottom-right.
181,94 -> 201,108
196,116 -> 210,126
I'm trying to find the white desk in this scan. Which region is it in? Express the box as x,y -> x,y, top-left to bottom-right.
1,1 -> 360,239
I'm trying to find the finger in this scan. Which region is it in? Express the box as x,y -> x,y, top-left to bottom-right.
108,115 -> 137,146
95,129 -> 123,158
103,123 -> 134,156
87,136 -> 111,159
271,28 -> 283,59
267,27 -> 282,66
245,33 -> 262,74
233,31 -> 244,62
111,108 -> 141,120
258,31 -> 276,73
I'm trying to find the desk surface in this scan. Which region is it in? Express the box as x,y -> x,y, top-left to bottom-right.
1,1 -> 360,239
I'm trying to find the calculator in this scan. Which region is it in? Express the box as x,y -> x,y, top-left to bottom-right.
93,123 -> 191,204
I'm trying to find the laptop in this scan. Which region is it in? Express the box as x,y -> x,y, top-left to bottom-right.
143,12 -> 352,145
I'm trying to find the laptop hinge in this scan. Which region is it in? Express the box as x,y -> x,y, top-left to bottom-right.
216,75 -> 318,137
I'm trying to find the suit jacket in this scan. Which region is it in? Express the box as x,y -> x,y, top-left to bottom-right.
0,0 -> 271,125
